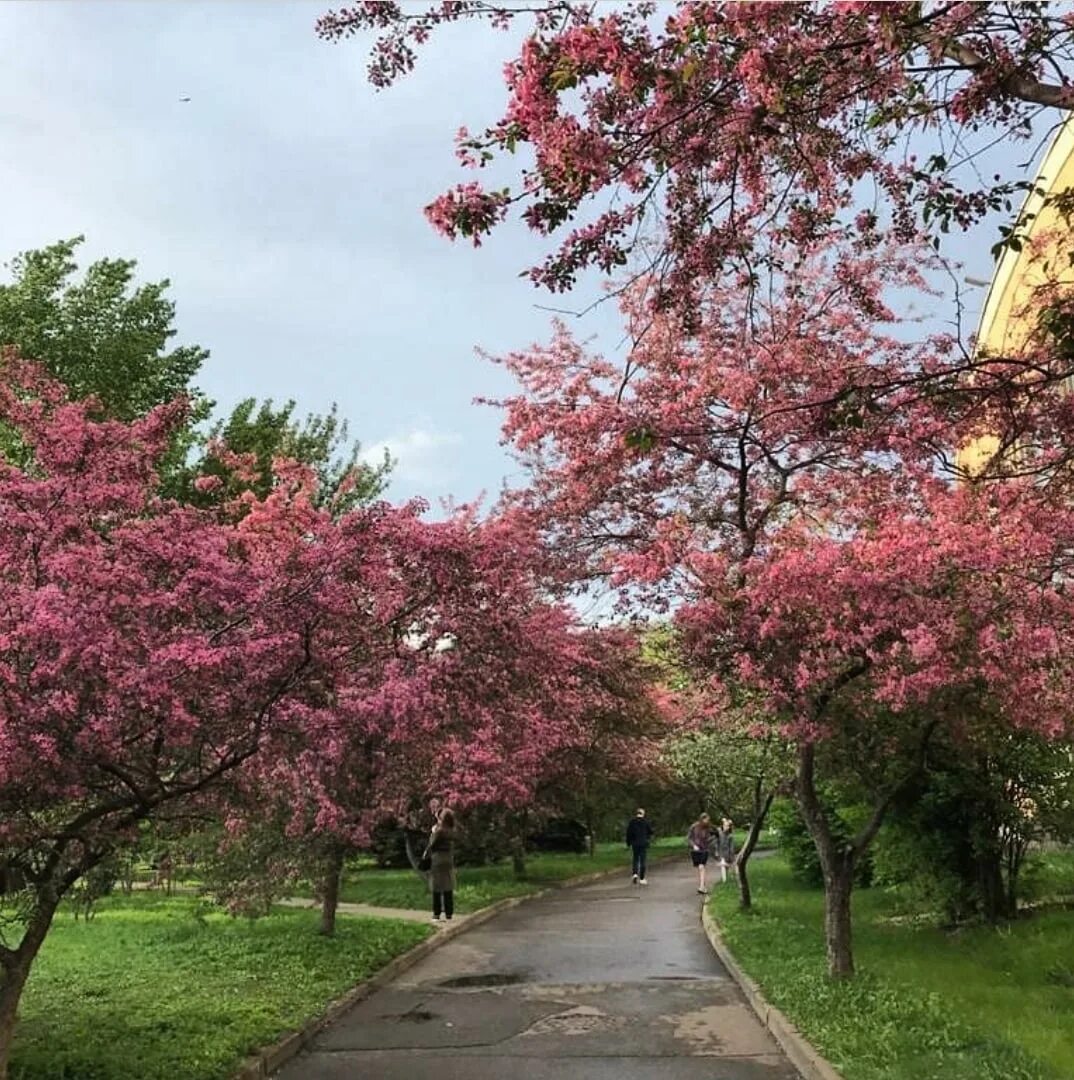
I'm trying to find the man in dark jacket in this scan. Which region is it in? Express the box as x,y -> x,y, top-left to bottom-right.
625,808 -> 654,885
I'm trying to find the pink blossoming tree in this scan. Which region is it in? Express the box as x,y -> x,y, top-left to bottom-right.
479,242 -> 1074,975
218,509 -> 670,935
0,354 -> 380,1071
319,1 -> 1074,318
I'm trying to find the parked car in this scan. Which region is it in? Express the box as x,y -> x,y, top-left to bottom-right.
527,818 -> 589,853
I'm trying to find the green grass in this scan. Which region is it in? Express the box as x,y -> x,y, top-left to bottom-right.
710,855 -> 1074,1080
1025,848 -> 1074,903
11,893 -> 431,1080
295,838 -> 682,913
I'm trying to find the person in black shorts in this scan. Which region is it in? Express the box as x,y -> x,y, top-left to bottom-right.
686,813 -> 715,894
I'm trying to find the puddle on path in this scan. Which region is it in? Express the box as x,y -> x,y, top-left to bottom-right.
381,1009 -> 438,1024
438,972 -> 527,989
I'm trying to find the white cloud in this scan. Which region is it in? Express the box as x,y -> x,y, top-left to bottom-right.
361,427 -> 464,494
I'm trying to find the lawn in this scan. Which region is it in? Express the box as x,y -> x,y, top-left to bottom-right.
293,838 -> 683,913
1025,848 -> 1074,903
709,854 -> 1074,1080
10,894 -> 431,1080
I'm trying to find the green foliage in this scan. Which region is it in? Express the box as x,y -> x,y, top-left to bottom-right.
1022,848 -> 1074,904
638,623 -> 691,691
769,798 -> 823,886
770,797 -> 874,888
664,729 -> 791,823
0,237 -> 208,421
872,731 -> 1074,923
175,396 -> 391,512
648,626 -> 791,838
12,894 -> 429,1080
0,238 -> 387,512
709,856 -> 1074,1080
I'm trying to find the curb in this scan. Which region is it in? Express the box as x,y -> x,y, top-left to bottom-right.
233,857 -> 671,1079
701,904 -> 843,1080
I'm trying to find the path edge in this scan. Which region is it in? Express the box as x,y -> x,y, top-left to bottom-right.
701,903 -> 843,1080
233,858 -> 670,1079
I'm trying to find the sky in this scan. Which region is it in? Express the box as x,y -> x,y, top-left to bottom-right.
0,1 -> 628,506
0,2 -> 1054,508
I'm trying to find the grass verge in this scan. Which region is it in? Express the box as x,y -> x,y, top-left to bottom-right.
11,894 -> 430,1080
290,838 -> 682,912
709,855 -> 1074,1080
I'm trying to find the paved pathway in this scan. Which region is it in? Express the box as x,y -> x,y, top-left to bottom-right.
276,860 -> 798,1079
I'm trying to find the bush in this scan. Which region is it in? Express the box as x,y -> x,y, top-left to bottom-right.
871,781 -> 981,923
769,796 -> 873,888
871,731 -> 1074,923
369,819 -> 413,869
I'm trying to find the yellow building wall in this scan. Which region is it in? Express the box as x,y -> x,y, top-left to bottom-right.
957,119 -> 1074,475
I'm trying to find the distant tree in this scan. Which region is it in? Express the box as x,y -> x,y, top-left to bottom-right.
665,723 -> 791,910
0,236 -> 207,420
0,238 -> 389,510
175,397 -> 392,512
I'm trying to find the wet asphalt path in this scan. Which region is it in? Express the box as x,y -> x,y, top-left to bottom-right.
276,859 -> 798,1079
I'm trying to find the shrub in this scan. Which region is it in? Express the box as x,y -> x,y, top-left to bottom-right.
770,796 -> 874,888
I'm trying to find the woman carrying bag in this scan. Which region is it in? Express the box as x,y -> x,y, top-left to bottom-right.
422,807 -> 457,922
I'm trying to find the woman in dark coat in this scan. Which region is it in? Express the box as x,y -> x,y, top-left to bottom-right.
425,807 -> 457,922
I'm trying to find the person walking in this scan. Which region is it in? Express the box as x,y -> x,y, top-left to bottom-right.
625,807 -> 654,885
424,807 -> 457,922
687,813 -> 715,894
717,817 -> 736,884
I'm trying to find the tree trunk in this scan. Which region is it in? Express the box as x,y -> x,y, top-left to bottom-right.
511,841 -> 527,880
735,783 -> 775,911
319,846 -> 345,938
510,810 -> 528,879
735,856 -> 752,910
796,742 -> 857,979
1004,834 -> 1028,919
584,805 -> 595,857
0,899 -> 59,1078
975,846 -> 1005,923
0,962 -> 31,1080
403,830 -> 424,872
823,862 -> 855,979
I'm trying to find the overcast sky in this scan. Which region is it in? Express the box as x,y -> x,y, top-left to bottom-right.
0,2 -> 1049,507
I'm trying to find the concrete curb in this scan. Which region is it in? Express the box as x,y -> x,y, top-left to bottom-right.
233,856 -> 672,1079
701,904 -> 843,1080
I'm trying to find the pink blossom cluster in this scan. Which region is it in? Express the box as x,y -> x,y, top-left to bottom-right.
320,1 -> 1074,320
481,236 -> 1074,746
